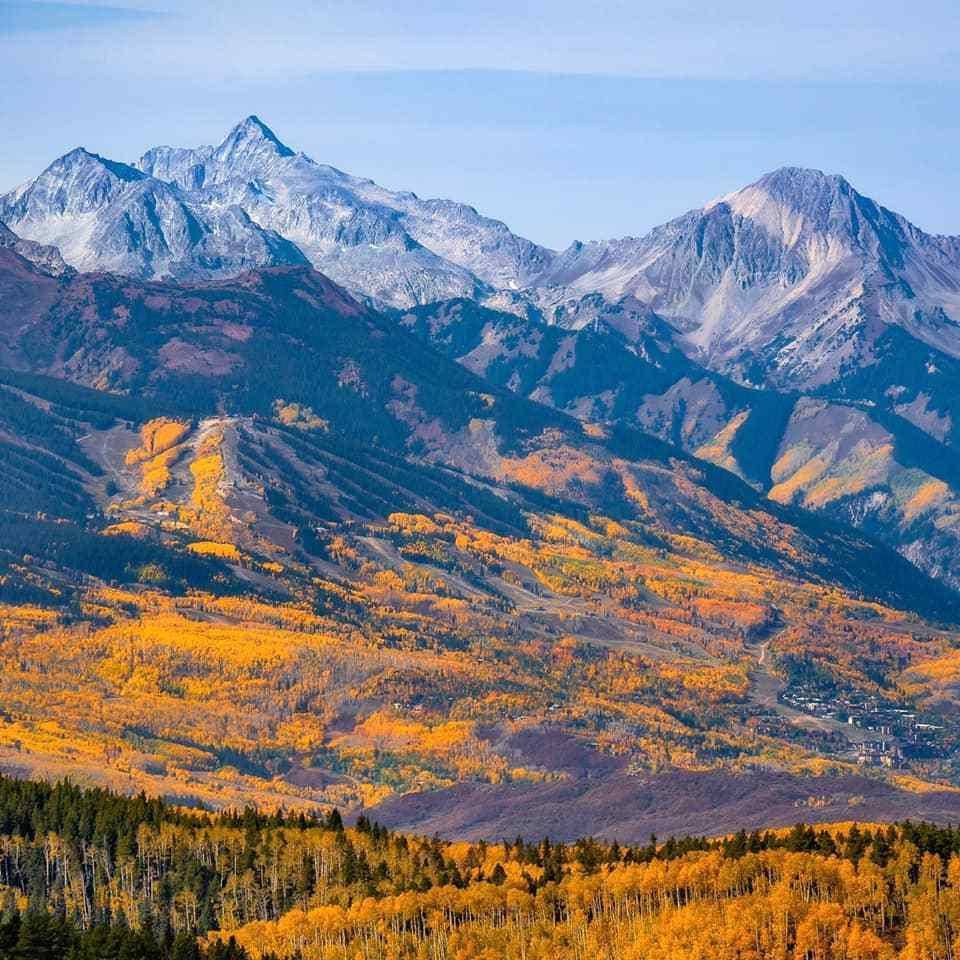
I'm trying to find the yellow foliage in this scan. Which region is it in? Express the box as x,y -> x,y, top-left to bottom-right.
125,418 -> 191,465
120,418 -> 193,500
103,521 -> 152,538
272,399 -> 329,432
187,541 -> 242,561
769,450 -> 830,504
695,410 -> 750,477
181,426 -> 233,539
388,513 -> 443,535
903,479 -> 950,521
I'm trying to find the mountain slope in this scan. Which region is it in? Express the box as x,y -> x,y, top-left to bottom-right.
398,294 -> 960,590
0,219 -> 73,277
3,236 -> 960,824
1,240 -> 954,616
13,126 -> 960,592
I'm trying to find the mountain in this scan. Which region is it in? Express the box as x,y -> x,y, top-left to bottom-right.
6,137 -> 960,832
1,238 -> 953,612
1,117 -> 553,307
535,172 -> 960,591
9,127 -> 960,588
9,126 -> 960,449
370,167 -> 960,590
401,294 -> 960,590
8,121 -> 960,370
3,234 -> 960,824
540,167 -> 960,392
9,123 -> 960,391
0,146 -> 310,280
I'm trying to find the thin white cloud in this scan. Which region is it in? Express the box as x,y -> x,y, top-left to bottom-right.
1,1 -> 163,32
3,0 -> 959,83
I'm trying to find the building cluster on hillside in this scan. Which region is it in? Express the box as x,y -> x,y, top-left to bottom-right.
779,682 -> 949,767
855,739 -> 903,768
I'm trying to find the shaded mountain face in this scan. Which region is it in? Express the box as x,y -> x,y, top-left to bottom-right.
1,117 -> 552,308
0,220 -> 73,278
400,294 -> 960,591
0,147 -> 310,281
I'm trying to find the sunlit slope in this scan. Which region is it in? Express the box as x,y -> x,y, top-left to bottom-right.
1,246 -> 960,831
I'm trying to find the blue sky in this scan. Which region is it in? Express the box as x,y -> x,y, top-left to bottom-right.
2,0 -> 960,248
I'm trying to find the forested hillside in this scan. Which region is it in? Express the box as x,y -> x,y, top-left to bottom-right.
3,774 -> 960,959
3,241 -> 960,837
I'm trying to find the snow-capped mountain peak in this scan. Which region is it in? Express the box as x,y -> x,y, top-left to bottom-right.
0,131 -> 308,280
3,147 -> 147,223
211,114 -> 296,170
52,147 -> 146,182
705,165 -> 917,264
536,165 -> 960,386
7,121 -> 960,357
223,115 -> 293,151
136,116 -> 295,191
3,116 -> 554,306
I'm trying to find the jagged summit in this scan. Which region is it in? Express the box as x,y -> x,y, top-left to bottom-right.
213,114 -> 296,167
44,147 -> 146,182
709,166 -> 852,216
704,164 -> 908,251
0,135 -> 308,280
0,147 -> 148,225
229,114 -> 292,148
753,164 -> 849,191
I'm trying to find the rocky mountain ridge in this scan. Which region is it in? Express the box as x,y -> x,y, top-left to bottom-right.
0,117 -> 553,307
6,120 -> 960,394
539,167 -> 960,392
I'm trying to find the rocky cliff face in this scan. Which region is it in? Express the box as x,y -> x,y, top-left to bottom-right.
0,219 -> 72,277
0,144 -> 309,280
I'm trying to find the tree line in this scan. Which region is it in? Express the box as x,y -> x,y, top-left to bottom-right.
5,773 -> 960,957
